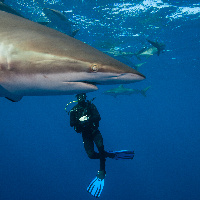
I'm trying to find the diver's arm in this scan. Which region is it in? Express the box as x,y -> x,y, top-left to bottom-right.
70,110 -> 83,133
70,110 -> 76,127
70,107 -> 81,127
89,103 -> 101,122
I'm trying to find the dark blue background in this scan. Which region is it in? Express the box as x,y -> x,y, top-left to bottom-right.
0,0 -> 200,199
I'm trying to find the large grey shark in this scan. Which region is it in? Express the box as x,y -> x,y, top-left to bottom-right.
103,85 -> 150,98
0,11 -> 145,102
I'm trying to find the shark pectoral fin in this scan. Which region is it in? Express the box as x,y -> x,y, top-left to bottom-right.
145,55 -> 152,59
0,85 -> 23,102
4,92 -> 22,102
5,95 -> 23,102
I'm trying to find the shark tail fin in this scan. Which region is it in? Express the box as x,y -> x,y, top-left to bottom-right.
140,86 -> 151,97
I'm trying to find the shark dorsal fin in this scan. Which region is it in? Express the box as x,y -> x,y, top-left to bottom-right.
119,84 -> 124,88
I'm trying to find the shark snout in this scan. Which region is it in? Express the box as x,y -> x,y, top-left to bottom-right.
110,62 -> 146,82
136,72 -> 146,80
117,72 -> 145,82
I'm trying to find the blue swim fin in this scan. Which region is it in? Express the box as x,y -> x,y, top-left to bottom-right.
87,170 -> 105,198
108,150 -> 134,160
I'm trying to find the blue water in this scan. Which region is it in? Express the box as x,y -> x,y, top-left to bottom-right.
0,0 -> 200,199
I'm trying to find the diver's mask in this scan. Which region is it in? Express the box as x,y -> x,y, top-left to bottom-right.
76,93 -> 87,103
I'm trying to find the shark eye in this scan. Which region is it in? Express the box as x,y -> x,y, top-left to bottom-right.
91,64 -> 98,72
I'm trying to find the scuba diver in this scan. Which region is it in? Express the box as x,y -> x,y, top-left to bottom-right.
68,93 -> 134,198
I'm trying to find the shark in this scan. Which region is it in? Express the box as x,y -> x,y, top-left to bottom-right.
0,11 -> 145,102
0,0 -> 49,26
0,0 -> 24,18
135,39 -> 165,60
43,8 -> 79,37
103,85 -> 150,98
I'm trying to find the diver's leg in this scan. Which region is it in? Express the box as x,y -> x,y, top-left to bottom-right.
93,130 -> 115,159
93,130 -> 107,171
82,132 -> 100,159
86,135 -> 106,199
87,130 -> 106,198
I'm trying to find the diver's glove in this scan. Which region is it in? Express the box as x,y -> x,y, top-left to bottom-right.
87,170 -> 106,198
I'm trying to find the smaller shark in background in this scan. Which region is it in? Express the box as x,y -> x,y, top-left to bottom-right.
103,85 -> 151,98
43,8 -> 79,37
0,0 -> 49,25
0,0 -> 24,18
135,39 -> 165,60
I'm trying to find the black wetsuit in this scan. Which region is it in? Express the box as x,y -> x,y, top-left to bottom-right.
70,100 -> 108,172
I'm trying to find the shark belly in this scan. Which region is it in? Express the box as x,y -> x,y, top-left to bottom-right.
0,74 -> 97,96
